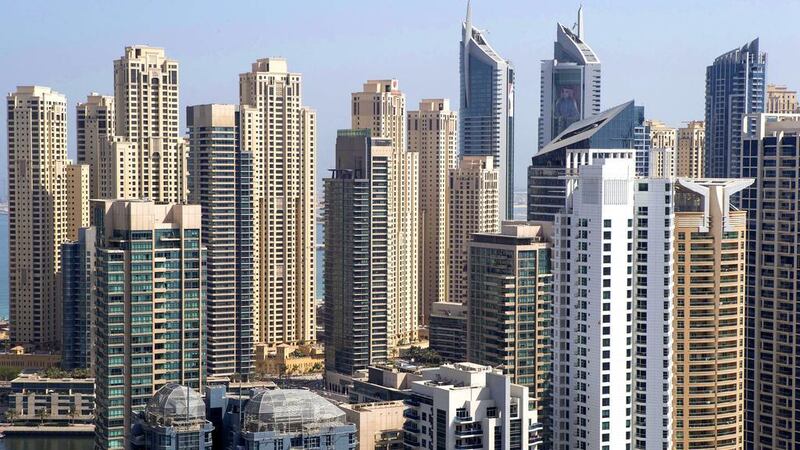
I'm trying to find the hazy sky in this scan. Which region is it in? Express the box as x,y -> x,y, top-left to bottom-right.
2,0 -> 800,198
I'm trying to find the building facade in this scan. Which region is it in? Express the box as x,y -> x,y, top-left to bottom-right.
403,363 -> 541,450
428,301 -> 468,363
410,98 -> 458,325
467,222 -> 553,441
675,121 -> 705,178
460,3 -> 515,220
93,200 -> 205,450
552,157 -> 674,450
239,58 -> 316,347
704,39 -> 766,178
9,373 -> 95,425
673,179 -> 750,450
61,227 -> 96,371
7,85 -> 69,350
76,93 -> 115,199
187,104 -> 254,379
66,163 -> 90,240
324,130 -> 394,379
447,155 -> 499,303
339,401 -> 405,450
132,384 -> 214,450
766,84 -> 798,114
114,45 -> 187,203
741,113 -> 800,450
539,6 -> 601,150
352,79 -> 418,345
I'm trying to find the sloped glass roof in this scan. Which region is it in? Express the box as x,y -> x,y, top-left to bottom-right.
243,389 -> 347,434
145,383 -> 206,422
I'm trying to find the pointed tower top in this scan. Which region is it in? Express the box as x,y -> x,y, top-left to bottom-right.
577,5 -> 584,40
465,0 -> 472,35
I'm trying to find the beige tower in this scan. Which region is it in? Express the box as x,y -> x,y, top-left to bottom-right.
766,84 -> 798,114
76,93 -> 115,199
647,119 -> 677,149
409,99 -> 458,325
676,121 -> 705,178
673,178 -> 752,450
648,147 -> 675,178
239,58 -> 316,346
447,155 -> 499,303
113,45 -> 186,203
7,86 -> 69,349
352,80 -> 419,344
66,163 -> 90,241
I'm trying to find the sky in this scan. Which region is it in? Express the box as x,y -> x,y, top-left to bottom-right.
2,0 -> 800,199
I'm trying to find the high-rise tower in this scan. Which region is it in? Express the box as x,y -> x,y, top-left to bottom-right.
239,58 -> 316,347
352,79 -> 418,345
704,39 -> 766,178
76,93 -> 115,199
7,86 -> 69,350
538,6 -> 601,149
113,46 -> 187,203
460,1 -> 515,220
410,99 -> 458,325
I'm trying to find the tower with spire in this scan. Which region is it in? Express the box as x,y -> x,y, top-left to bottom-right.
536,6 -> 601,150
459,0 -> 515,221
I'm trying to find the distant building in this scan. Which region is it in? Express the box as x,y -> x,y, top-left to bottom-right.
766,84 -> 798,113
349,364 -> 424,404
704,39 -> 766,178
428,302 -> 467,362
467,222 -> 553,441
403,362 -> 542,449
411,99 -> 458,325
0,347 -> 60,370
675,120 -> 705,178
527,100 -> 643,222
648,147 -> 675,178
61,227 -> 96,372
131,383 -> 213,450
9,372 -> 94,425
539,6 -> 601,150
461,2 -> 515,219
65,164 -> 90,241
447,155 -> 499,303
235,389 -> 356,449
339,401 -> 405,450
76,93 -> 115,199
8,86 -> 69,350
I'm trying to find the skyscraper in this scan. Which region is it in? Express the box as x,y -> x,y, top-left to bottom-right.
239,58 -> 316,347
410,98 -> 458,325
76,93 -> 115,199
648,120 -> 676,150
352,79 -> 418,345
673,178 -> 751,450
66,163 -> 90,241
7,86 -> 69,350
741,113 -> 800,450
551,157 -> 674,450
766,84 -> 798,114
467,222 -> 553,444
704,39 -> 766,178
324,130 -> 393,381
528,100 -> 644,222
187,104 -> 254,378
93,200 -> 205,450
460,2 -> 515,220
114,45 -> 187,203
675,120 -> 705,178
447,155 -> 499,303
61,227 -> 96,371
538,6 -> 601,149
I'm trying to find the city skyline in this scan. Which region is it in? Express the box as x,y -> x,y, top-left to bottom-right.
3,1 -> 800,197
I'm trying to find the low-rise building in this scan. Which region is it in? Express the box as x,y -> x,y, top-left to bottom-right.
428,302 -> 467,363
8,372 -> 94,425
0,346 -> 60,370
255,343 -> 324,376
340,401 -> 405,450
403,362 -> 542,450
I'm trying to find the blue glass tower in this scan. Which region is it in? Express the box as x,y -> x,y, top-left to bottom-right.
704,39 -> 766,178
460,1 -> 515,220
61,227 -> 96,371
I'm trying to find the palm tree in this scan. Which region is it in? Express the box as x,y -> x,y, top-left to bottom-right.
4,409 -> 18,425
35,408 -> 48,426
68,406 -> 77,425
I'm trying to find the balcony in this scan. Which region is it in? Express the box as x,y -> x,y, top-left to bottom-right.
403,409 -> 419,420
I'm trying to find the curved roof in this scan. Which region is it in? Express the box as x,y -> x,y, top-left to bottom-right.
244,389 -> 346,433
146,383 -> 206,421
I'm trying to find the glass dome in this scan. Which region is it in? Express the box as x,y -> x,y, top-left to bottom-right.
243,389 -> 346,433
145,383 -> 206,423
